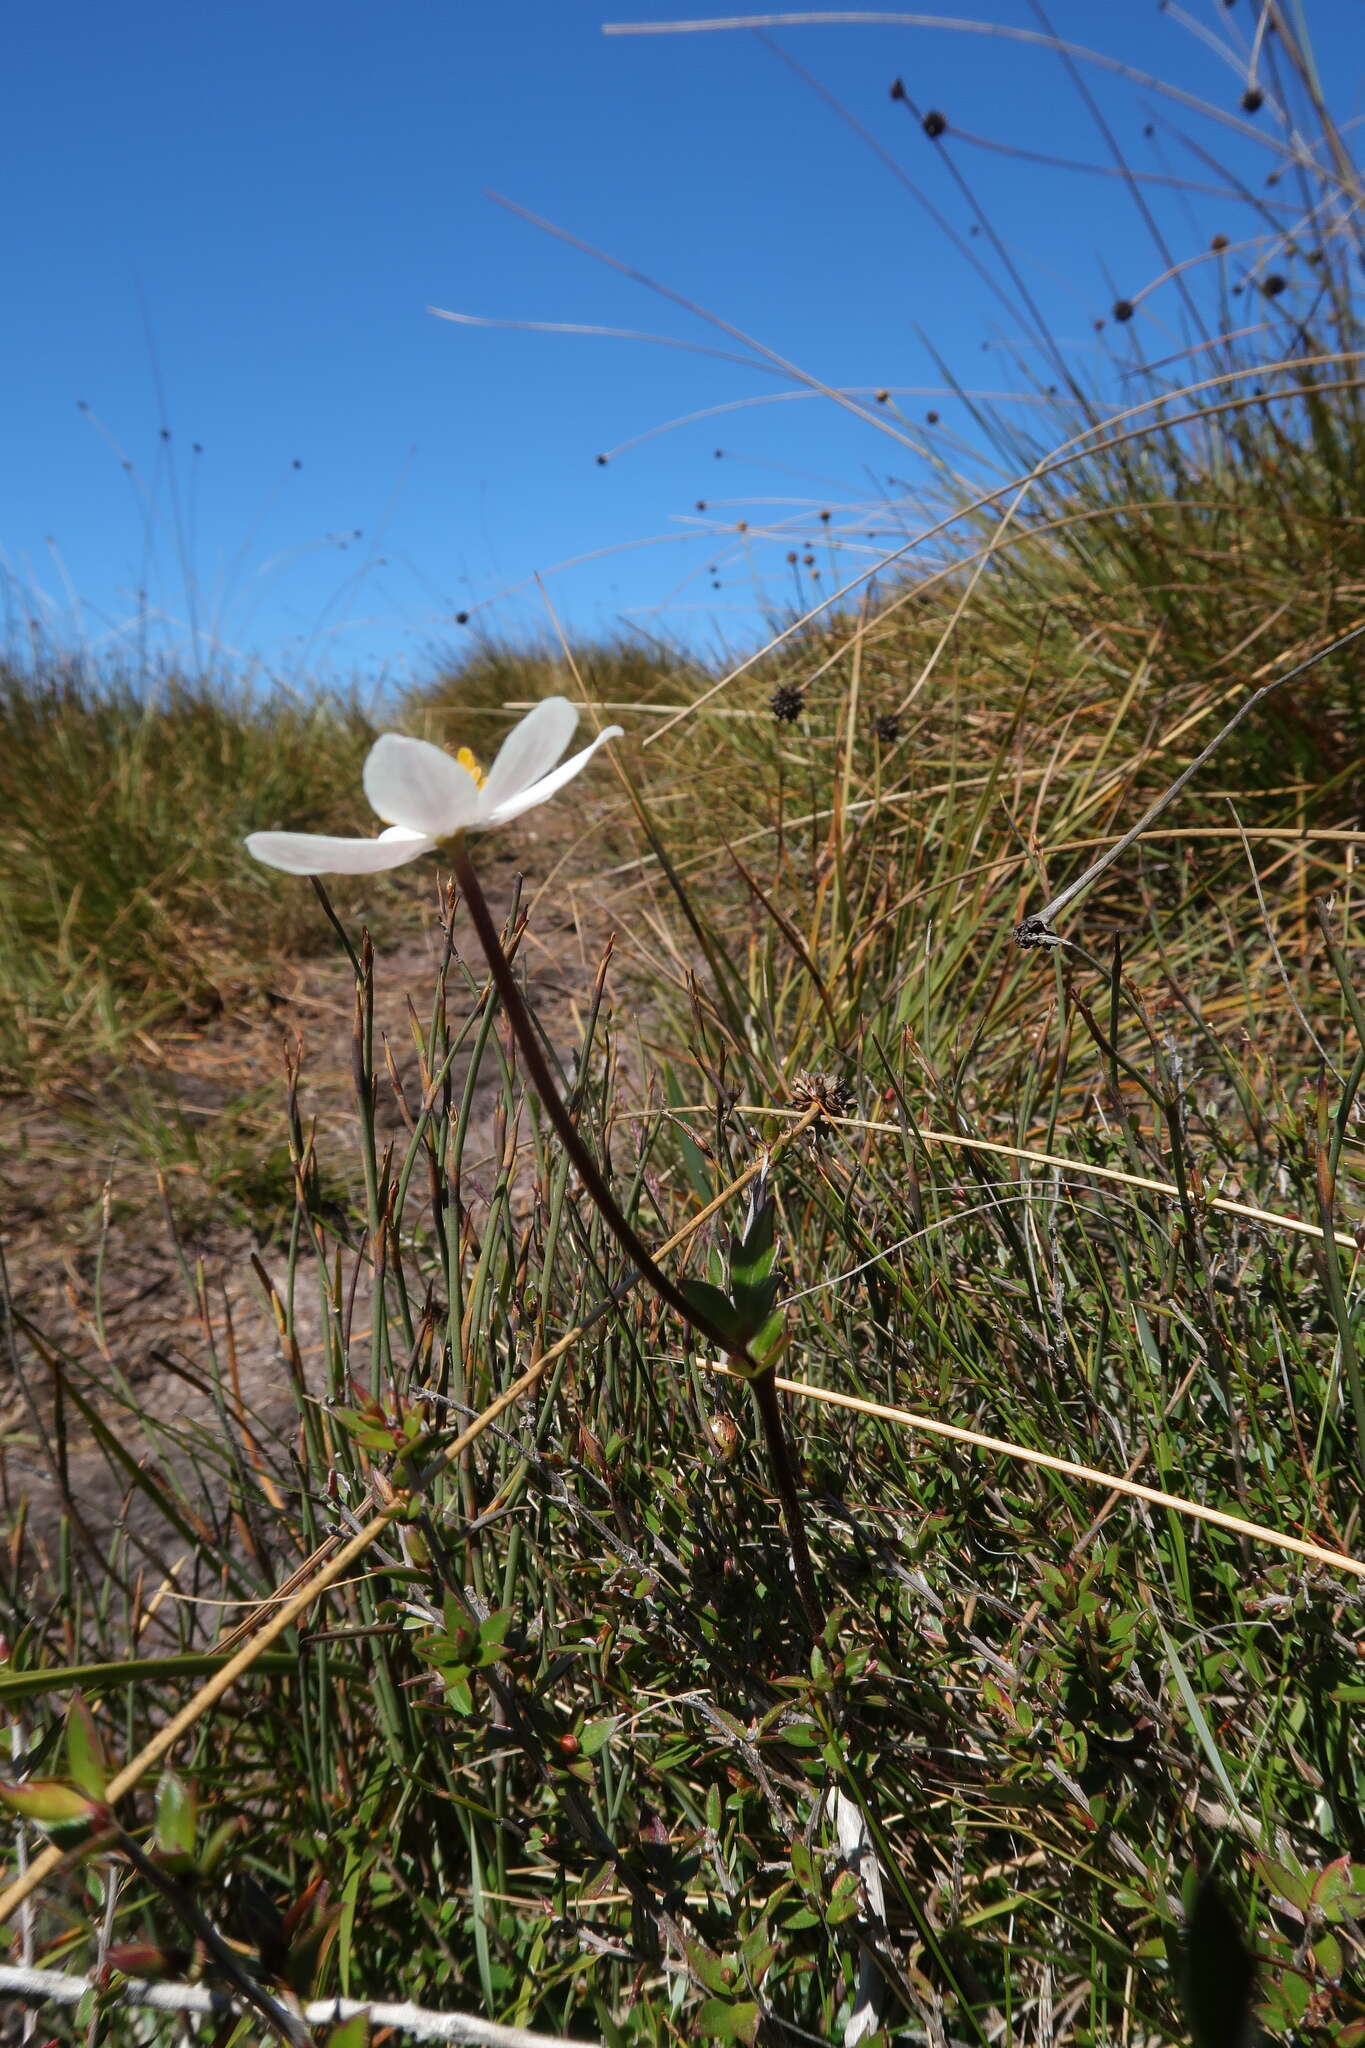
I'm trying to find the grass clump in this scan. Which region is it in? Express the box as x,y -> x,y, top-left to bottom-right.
0,665 -> 390,1086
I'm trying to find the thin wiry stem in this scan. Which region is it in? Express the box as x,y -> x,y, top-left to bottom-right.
449,840 -> 826,1636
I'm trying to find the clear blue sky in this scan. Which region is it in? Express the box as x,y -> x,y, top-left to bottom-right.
3,3 -> 1353,690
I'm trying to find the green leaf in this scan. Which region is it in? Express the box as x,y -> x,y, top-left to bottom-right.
326,2015 -> 370,2047
1311,1855 -> 1365,1923
665,1068 -> 714,1206
729,1273 -> 780,1337
1182,1875 -> 1257,2048
730,1187 -> 777,1295
579,1717 -> 618,1758
154,1769 -> 198,1865
0,1778 -> 107,1844
476,1610 -> 511,1664
681,1279 -> 744,1346
696,1999 -> 761,2042
64,1692 -> 107,1800
1255,1852 -> 1313,1917
747,1311 -> 787,1366
686,1943 -> 738,1998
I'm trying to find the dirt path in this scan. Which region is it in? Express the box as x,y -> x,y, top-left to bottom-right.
0,841 -> 654,1608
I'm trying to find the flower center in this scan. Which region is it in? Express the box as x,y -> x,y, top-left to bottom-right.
454,744 -> 485,787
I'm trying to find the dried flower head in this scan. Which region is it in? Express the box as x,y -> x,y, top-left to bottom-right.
770,684 -> 805,725
873,712 -> 902,745
788,1070 -> 857,1123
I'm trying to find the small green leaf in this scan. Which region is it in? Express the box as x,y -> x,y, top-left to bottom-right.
65,1693 -> 107,1800
326,2014 -> 370,2047
686,1943 -> 738,1997
200,1814 -> 246,1877
0,1778 -> 107,1844
697,1998 -> 761,2042
730,1273 -> 780,1337
748,1310 -> 787,1365
579,1717 -> 618,1758
154,1769 -> 197,1863
730,1188 -> 777,1295
681,1279 -> 744,1346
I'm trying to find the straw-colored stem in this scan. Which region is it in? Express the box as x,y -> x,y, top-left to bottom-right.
701,1364 -> 1365,1581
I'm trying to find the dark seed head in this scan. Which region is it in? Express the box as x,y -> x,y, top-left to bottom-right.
595,453 -> 608,466
922,109 -> 947,139
1113,298 -> 1135,323
1211,233 -> 1229,251
1262,272 -> 1287,297
769,684 -> 805,725
873,712 -> 902,744
455,611 -> 469,625
1241,86 -> 1264,113
889,77 -> 906,101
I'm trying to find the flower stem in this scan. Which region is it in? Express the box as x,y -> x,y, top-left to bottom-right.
450,841 -> 826,1636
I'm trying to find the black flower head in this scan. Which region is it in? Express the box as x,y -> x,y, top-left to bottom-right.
873,712 -> 902,745
770,684 -> 805,725
1113,298 -> 1135,323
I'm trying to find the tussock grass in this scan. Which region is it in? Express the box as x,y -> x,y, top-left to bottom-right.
0,666 -> 394,1085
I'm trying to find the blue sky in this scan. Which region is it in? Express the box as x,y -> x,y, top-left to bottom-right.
4,2 -> 1354,689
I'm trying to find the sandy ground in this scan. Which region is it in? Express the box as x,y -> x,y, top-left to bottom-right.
0,839 -> 656,1618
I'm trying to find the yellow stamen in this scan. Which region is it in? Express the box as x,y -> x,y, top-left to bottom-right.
454,744 -> 484,787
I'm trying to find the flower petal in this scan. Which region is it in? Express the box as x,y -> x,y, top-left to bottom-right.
478,697 -> 580,813
362,734 -> 483,835
481,725 -> 624,826
245,827 -> 435,875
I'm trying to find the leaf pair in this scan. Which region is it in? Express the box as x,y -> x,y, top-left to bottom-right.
682,1174 -> 786,1374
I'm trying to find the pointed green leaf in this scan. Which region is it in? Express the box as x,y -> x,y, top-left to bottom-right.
681,1279 -> 744,1346
65,1692 -> 107,1800
731,1186 -> 776,1295
697,1998 -> 761,2042
0,1778 -> 107,1844
730,1273 -> 780,1336
154,1769 -> 198,1863
326,2013 -> 370,2047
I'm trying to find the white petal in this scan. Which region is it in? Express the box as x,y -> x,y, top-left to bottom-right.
478,697 -> 580,813
245,828 -> 435,875
481,725 -> 624,827
362,733 -> 483,835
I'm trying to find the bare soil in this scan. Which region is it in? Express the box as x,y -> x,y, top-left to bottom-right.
0,840 -> 652,1610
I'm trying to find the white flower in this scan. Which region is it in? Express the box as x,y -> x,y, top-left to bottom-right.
245,697 -> 624,875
